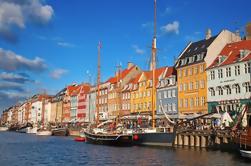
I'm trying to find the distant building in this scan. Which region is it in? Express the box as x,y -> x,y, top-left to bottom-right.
51,88 -> 66,123
107,62 -> 141,118
130,67 -> 167,114
77,84 -> 91,122
207,40 -> 251,113
175,29 -> 241,115
156,67 -> 178,116
88,86 -> 96,123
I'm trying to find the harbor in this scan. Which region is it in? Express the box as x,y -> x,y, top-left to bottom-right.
0,0 -> 251,165
0,131 -> 250,166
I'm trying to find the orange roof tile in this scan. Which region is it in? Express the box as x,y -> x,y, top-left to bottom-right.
106,65 -> 136,84
208,40 -> 251,69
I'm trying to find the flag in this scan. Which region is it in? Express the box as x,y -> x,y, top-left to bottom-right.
98,41 -> 102,49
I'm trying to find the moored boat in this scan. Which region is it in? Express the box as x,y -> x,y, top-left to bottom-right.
132,127 -> 176,147
36,130 -> 52,136
52,127 -> 69,136
0,126 -> 8,131
84,130 -> 133,146
27,127 -> 38,134
240,150 -> 251,159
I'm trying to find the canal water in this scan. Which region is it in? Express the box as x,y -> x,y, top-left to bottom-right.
0,132 -> 250,166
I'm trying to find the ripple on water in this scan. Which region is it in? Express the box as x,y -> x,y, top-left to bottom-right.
0,132 -> 251,166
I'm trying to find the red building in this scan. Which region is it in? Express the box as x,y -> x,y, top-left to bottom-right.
77,84 -> 91,122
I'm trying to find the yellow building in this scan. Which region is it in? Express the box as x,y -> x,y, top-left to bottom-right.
175,29 -> 240,114
130,67 -> 167,114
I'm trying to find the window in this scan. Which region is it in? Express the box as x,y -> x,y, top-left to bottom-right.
200,80 -> 205,89
184,69 -> 188,77
244,83 -> 251,92
179,99 -> 183,108
147,91 -> 151,97
172,103 -> 176,112
194,66 -> 198,74
172,90 -> 176,97
210,71 -> 215,80
218,88 -> 223,95
164,91 -> 167,98
195,97 -> 199,106
179,84 -> 183,92
189,68 -> 193,75
235,84 -> 241,93
226,67 -> 231,77
179,69 -> 182,78
210,89 -> 215,96
184,83 -> 187,91
158,92 -> 162,99
195,81 -> 199,89
218,69 -> 223,78
235,65 -> 240,76
184,99 -> 188,108
245,63 -> 251,74
168,90 -> 171,98
168,104 -> 171,112
189,82 -> 193,90
190,98 -> 194,108
200,65 -> 204,73
201,97 -> 205,106
226,87 -> 231,95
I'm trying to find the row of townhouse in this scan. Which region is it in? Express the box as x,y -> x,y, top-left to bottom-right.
1,24 -> 251,124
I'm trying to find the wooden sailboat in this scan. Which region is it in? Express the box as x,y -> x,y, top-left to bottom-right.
132,0 -> 176,147
84,42 -> 133,146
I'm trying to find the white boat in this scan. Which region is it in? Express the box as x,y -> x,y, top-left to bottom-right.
36,130 -> 52,136
27,127 -> 37,134
0,126 -> 8,131
240,150 -> 251,159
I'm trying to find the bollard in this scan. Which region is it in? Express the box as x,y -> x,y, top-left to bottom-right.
195,135 -> 200,147
184,135 -> 189,146
174,136 -> 177,145
223,137 -> 228,144
201,136 -> 206,147
215,136 -> 221,144
190,135 -> 195,146
178,134 -> 183,146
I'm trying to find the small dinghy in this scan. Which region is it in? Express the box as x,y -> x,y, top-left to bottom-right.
240,150 -> 251,159
74,137 -> 86,142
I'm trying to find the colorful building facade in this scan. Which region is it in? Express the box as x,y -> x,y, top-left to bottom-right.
176,29 -> 241,115
207,40 -> 251,113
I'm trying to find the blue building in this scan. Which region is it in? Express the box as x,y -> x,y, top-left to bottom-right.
156,67 -> 178,116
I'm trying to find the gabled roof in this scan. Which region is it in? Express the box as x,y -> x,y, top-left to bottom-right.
106,65 -> 136,84
176,35 -> 218,68
207,40 -> 251,69
67,84 -> 80,96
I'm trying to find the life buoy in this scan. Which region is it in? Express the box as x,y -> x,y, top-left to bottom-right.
133,135 -> 139,141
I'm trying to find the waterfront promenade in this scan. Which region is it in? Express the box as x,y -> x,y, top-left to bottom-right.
0,132 -> 250,166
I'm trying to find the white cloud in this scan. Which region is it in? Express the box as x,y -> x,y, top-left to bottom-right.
161,21 -> 180,35
132,45 -> 145,55
50,68 -> 68,79
0,0 -> 54,42
0,48 -> 47,72
57,42 -> 75,48
0,72 -> 33,83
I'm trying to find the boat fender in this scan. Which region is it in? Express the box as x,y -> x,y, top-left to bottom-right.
133,135 -> 139,141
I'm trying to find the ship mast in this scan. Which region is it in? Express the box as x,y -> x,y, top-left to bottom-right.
116,64 -> 122,126
151,0 -> 157,128
96,41 -> 101,125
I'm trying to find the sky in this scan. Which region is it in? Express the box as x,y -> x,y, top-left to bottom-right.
0,0 -> 250,113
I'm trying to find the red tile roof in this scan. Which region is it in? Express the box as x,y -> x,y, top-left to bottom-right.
106,65 -> 136,84
208,40 -> 251,69
67,85 -> 80,96
164,67 -> 176,78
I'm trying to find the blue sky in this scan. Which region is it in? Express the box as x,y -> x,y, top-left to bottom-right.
0,0 -> 250,112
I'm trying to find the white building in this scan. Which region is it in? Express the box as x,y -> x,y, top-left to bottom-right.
207,40 -> 251,113
18,103 -> 26,124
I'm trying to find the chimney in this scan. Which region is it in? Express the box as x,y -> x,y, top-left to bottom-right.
206,28 -> 212,40
127,62 -> 134,69
246,22 -> 251,40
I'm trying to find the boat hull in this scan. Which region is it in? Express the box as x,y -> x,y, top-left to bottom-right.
27,127 -> 37,134
52,128 -> 69,136
0,127 -> 8,131
132,132 -> 175,147
240,150 -> 251,159
36,130 -> 52,136
84,131 -> 133,146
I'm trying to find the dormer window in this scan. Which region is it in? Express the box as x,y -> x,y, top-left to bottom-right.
218,55 -> 226,64
240,49 -> 250,59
